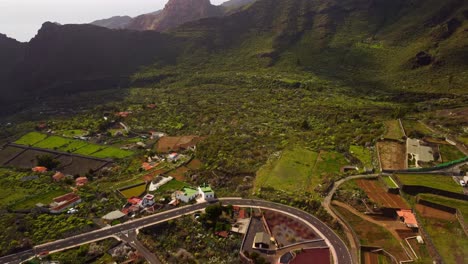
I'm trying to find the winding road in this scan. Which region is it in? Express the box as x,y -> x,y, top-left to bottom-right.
0,198 -> 352,264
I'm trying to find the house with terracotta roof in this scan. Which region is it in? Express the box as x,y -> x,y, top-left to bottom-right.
75,176 -> 88,187
32,166 -> 48,173
49,193 -> 82,214
397,209 -> 418,228
52,172 -> 65,181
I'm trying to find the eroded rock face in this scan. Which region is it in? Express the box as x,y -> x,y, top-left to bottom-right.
128,0 -> 223,31
413,51 -> 433,68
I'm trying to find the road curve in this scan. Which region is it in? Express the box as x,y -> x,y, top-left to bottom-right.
0,198 -> 352,264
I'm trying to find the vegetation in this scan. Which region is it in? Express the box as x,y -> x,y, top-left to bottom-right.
381,176 -> 398,188
14,132 -> 47,146
383,120 -> 405,140
418,194 -> 468,219
439,144 -> 466,162
349,145 -> 373,168
396,174 -> 463,193
119,183 -> 147,199
401,120 -> 433,139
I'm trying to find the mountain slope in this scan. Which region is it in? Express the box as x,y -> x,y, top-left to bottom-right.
0,34 -> 26,101
90,16 -> 133,29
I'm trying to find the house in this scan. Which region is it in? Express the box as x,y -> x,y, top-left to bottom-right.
253,232 -> 271,249
116,111 -> 131,118
397,209 -> 418,228
127,197 -> 142,206
75,176 -> 88,187
174,187 -> 199,203
167,153 -> 180,162
32,166 -> 48,173
102,210 -> 126,221
198,184 -> 215,201
49,193 -> 82,214
215,231 -> 229,238
141,162 -> 157,171
52,172 -> 65,182
141,194 -> 155,207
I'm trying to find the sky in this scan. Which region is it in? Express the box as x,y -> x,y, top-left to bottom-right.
0,0 -> 227,42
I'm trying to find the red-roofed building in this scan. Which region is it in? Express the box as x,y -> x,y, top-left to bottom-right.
49,193 -> 81,214
32,166 -> 48,173
75,176 -> 88,187
397,210 -> 418,228
142,162 -> 158,171
116,112 -> 131,118
52,172 -> 65,181
215,231 -> 229,238
128,197 -> 142,205
239,209 -> 246,219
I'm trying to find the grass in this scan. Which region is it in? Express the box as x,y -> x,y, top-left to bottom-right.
91,147 -> 133,159
334,205 -> 405,259
418,216 -> 467,264
119,183 -> 147,199
60,140 -> 89,152
59,129 -> 88,137
14,132 -> 48,146
255,147 -> 319,194
155,179 -> 187,194
313,151 -> 348,177
33,136 -> 73,149
381,176 -> 398,188
72,144 -> 104,155
349,145 -> 373,168
11,189 -> 68,210
396,174 -> 463,193
383,120 -> 405,140
401,120 -> 433,138
418,193 -> 468,219
439,145 -> 466,162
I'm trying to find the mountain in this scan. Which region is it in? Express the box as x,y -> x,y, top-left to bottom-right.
127,0 -> 223,31
1,0 -> 467,114
221,0 -> 256,9
0,34 -> 25,101
90,16 -> 133,29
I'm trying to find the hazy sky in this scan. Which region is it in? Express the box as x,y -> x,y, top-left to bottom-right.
0,0 -> 227,42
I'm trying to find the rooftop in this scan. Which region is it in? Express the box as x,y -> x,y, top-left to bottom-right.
254,232 -> 270,246
397,209 -> 418,227
183,187 -> 198,196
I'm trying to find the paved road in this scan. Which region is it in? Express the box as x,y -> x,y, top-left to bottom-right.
0,198 -> 352,264
118,230 -> 161,264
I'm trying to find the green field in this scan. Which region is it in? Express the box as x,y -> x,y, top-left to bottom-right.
381,176 -> 398,188
72,144 -> 104,155
383,120 -> 405,140
419,217 -> 467,264
154,179 -> 187,193
60,140 -> 89,152
419,194 -> 468,219
91,147 -> 133,159
350,145 -> 373,168
439,145 -> 466,163
33,136 -> 74,149
313,151 -> 348,177
119,183 -> 147,199
59,129 -> 88,137
11,189 -> 68,210
396,174 -> 463,193
401,120 -> 433,138
14,132 -> 48,146
255,147 -> 319,194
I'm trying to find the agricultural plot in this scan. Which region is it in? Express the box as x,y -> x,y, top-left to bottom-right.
72,144 -> 104,156
401,120 -> 433,138
439,144 -> 466,162
168,166 -> 189,181
14,132 -> 47,146
383,120 -> 405,140
416,213 -> 467,264
33,136 -> 74,149
349,145 -> 373,168
119,183 -> 147,199
377,141 -> 406,170
415,204 -> 456,221
154,179 -> 187,194
11,189 -> 68,210
418,194 -> 468,219
56,155 -> 108,175
60,140 -> 89,152
395,174 -> 463,193
381,176 -> 398,188
0,146 -> 24,165
255,147 -> 319,194
314,151 -> 348,177
5,149 -> 53,168
357,179 -> 409,208
156,136 -> 202,153
91,148 -> 133,159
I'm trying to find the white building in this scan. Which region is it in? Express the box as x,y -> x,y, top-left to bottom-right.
198,184 -> 215,200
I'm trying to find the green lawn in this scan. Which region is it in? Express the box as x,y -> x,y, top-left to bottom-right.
91,147 -> 133,159
72,144 -> 104,155
381,176 -> 398,188
154,179 -> 187,193
349,145 -> 373,168
59,129 -> 88,138
313,151 -> 348,177
119,183 -> 147,198
11,189 -> 68,210
255,147 -> 319,194
33,136 -> 74,149
396,174 -> 463,193
383,120 -> 405,140
439,145 -> 466,163
418,194 -> 468,219
14,132 -> 48,146
419,217 -> 467,264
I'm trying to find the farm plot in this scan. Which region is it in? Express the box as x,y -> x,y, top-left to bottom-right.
439,144 -> 466,162
383,120 -> 405,140
255,147 -> 319,194
313,151 -> 348,177
33,136 -> 74,149
357,179 -> 409,208
395,174 -> 463,193
60,140 -> 89,152
56,155 -> 108,175
156,136 -> 203,153
119,183 -> 147,199
14,132 -> 47,146
415,204 -> 455,221
0,146 -> 24,165
401,120 -> 433,138
350,145 -> 373,168
418,194 -> 468,219
72,144 -> 104,156
168,166 -> 189,181
11,189 -> 68,210
377,141 -> 406,170
91,148 -> 133,159
5,149 -> 55,168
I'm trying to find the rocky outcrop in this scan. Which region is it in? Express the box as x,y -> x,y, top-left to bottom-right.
91,16 -> 133,29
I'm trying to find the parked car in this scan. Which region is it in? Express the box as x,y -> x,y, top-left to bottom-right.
460,180 -> 466,187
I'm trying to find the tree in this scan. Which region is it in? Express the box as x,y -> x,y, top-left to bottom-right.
36,155 -> 60,170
